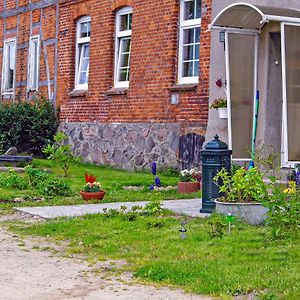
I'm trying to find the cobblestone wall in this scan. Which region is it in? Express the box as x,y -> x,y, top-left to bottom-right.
60,122 -> 204,170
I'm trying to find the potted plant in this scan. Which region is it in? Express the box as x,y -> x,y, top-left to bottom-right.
213,167 -> 269,225
178,168 -> 202,194
210,98 -> 227,119
80,173 -> 105,201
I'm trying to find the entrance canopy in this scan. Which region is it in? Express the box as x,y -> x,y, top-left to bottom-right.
210,2 -> 300,31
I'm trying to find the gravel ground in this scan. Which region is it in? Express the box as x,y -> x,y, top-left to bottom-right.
0,214 -> 213,300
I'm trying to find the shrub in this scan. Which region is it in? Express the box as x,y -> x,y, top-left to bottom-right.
0,97 -> 57,156
25,165 -> 50,188
24,165 -> 72,196
0,169 -> 28,190
37,176 -> 72,197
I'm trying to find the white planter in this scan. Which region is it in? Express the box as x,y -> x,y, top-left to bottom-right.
218,108 -> 228,119
214,200 -> 269,225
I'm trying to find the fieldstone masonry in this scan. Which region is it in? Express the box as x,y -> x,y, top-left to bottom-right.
60,122 -> 204,170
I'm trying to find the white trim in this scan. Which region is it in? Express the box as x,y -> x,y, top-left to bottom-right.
210,26 -> 260,34
178,0 -> 201,84
27,35 -> 41,92
75,16 -> 91,91
210,2 -> 300,31
281,22 -> 300,167
1,38 -> 17,95
114,6 -> 132,88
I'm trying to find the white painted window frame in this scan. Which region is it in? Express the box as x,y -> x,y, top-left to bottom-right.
224,30 -> 259,161
178,0 -> 201,84
27,35 -> 40,92
1,38 -> 17,95
114,6 -> 132,88
280,22 -> 300,167
75,16 -> 91,91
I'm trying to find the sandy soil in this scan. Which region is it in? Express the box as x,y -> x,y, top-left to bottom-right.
0,214 -> 212,300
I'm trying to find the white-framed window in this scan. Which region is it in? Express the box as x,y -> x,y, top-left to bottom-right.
75,16 -> 91,90
115,7 -> 132,88
27,35 -> 40,92
178,0 -> 202,84
1,38 -> 16,94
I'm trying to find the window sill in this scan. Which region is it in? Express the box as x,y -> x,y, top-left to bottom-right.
170,84 -> 198,92
68,89 -> 88,97
105,87 -> 128,96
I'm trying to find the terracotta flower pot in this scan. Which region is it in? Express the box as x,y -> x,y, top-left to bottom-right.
80,190 -> 105,201
178,182 -> 201,194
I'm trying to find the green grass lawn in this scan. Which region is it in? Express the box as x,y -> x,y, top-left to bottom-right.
9,213 -> 300,299
0,159 -> 199,212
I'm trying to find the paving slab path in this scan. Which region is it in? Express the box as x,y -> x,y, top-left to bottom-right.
0,227 -> 214,300
16,199 -> 209,219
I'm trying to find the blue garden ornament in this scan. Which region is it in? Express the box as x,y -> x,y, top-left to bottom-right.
154,176 -> 161,187
151,161 -> 157,176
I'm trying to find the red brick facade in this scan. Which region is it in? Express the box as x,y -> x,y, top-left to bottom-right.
0,0 -> 212,169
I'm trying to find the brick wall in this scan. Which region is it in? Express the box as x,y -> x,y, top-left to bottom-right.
57,0 -> 212,136
0,0 -> 212,169
0,0 -> 58,101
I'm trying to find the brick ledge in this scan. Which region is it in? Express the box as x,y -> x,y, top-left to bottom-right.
105,87 -> 128,95
68,89 -> 88,97
170,84 -> 198,92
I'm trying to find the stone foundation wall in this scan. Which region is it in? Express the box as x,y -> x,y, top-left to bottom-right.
60,122 -> 204,170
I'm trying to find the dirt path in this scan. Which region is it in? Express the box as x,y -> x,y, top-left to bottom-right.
0,215 -> 212,300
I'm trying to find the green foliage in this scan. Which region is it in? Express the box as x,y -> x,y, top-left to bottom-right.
37,176 -> 72,197
207,213 -> 227,238
144,199 -> 163,215
43,132 -> 79,177
24,165 -> 50,188
214,167 -> 268,203
0,169 -> 28,190
0,98 -> 57,156
262,177 -> 300,239
24,165 -> 72,196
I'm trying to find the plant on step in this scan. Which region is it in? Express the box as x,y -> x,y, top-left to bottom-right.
214,167 -> 268,203
43,132 -> 79,177
209,98 -> 227,109
179,168 -> 201,182
83,172 -> 102,192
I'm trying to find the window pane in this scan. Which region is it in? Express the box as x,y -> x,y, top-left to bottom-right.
77,44 -> 89,86
119,53 -> 130,68
228,33 -> 255,159
194,60 -> 199,76
183,45 -> 193,60
118,69 -> 128,82
183,28 -> 195,45
183,61 -> 194,77
29,39 -> 39,90
184,0 -> 195,20
4,42 -> 16,91
284,25 -> 300,161
120,37 -> 131,54
195,26 -> 200,43
194,44 -> 200,60
80,21 -> 91,38
196,0 -> 202,19
120,13 -> 132,31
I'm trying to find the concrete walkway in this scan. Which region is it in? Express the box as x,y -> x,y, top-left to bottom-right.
15,199 -> 209,219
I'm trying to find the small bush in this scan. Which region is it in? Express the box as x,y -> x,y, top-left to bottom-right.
0,169 -> 28,190
25,165 -> 50,188
0,97 -> 58,156
37,176 -> 72,197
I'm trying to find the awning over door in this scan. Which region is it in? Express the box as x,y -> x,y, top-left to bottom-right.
210,2 -> 300,31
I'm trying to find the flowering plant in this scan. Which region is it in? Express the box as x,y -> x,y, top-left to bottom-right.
83,172 -> 102,192
210,98 -> 227,109
179,168 -> 201,182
